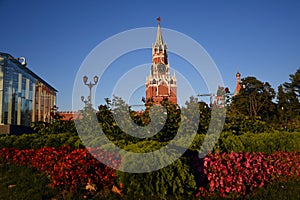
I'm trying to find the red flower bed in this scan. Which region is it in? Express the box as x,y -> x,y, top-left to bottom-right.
0,146 -> 121,192
1,147 -> 299,198
196,151 -> 300,198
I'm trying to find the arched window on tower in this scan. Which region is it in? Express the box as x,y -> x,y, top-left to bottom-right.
155,45 -> 159,53
152,79 -> 156,84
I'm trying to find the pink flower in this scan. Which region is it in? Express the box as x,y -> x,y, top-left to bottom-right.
259,181 -> 264,188
237,185 -> 242,193
209,180 -> 215,191
226,176 -> 232,182
225,187 -> 231,193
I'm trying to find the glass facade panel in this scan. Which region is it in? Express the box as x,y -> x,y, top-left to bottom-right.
1,59 -> 35,126
0,53 -> 57,128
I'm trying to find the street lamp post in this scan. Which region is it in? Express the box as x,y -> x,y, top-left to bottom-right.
81,75 -> 99,107
81,95 -> 90,107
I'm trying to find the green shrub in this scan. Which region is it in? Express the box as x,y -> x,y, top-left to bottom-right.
31,136 -> 48,149
216,132 -> 245,153
224,115 -> 268,135
239,131 -> 300,154
0,132 -> 83,150
118,158 -> 197,199
31,119 -> 77,135
173,130 -> 300,155
184,134 -> 205,152
188,131 -> 300,154
0,135 -> 17,148
117,141 -> 198,199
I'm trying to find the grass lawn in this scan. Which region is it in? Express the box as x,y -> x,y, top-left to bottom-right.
243,177 -> 300,200
0,163 -> 58,200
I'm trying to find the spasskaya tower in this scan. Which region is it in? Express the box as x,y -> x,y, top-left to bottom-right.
145,17 -> 177,105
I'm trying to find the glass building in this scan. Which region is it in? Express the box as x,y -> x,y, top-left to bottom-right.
0,52 -> 57,134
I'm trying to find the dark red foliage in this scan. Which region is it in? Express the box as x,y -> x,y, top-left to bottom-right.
1,147 -> 299,198
196,151 -> 300,198
0,146 -> 121,192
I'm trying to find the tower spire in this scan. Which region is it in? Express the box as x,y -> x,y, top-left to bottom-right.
234,71 -> 241,96
155,17 -> 163,45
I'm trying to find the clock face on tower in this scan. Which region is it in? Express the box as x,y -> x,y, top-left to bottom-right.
157,63 -> 166,73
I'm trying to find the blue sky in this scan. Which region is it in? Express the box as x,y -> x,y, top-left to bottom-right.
1,0 -> 300,111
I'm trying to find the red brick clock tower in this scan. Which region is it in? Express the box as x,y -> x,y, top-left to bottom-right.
145,18 -> 177,105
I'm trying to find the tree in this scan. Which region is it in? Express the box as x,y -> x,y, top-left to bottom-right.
197,101 -> 210,134
282,68 -> 300,119
276,85 -> 290,125
284,68 -> 300,99
278,68 -> 300,130
230,76 -> 276,122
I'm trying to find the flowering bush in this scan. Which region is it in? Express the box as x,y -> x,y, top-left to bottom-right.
0,146 -> 121,194
196,151 -> 300,198
1,146 -> 299,198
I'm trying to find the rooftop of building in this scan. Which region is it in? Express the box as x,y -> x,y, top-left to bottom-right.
0,52 -> 58,92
